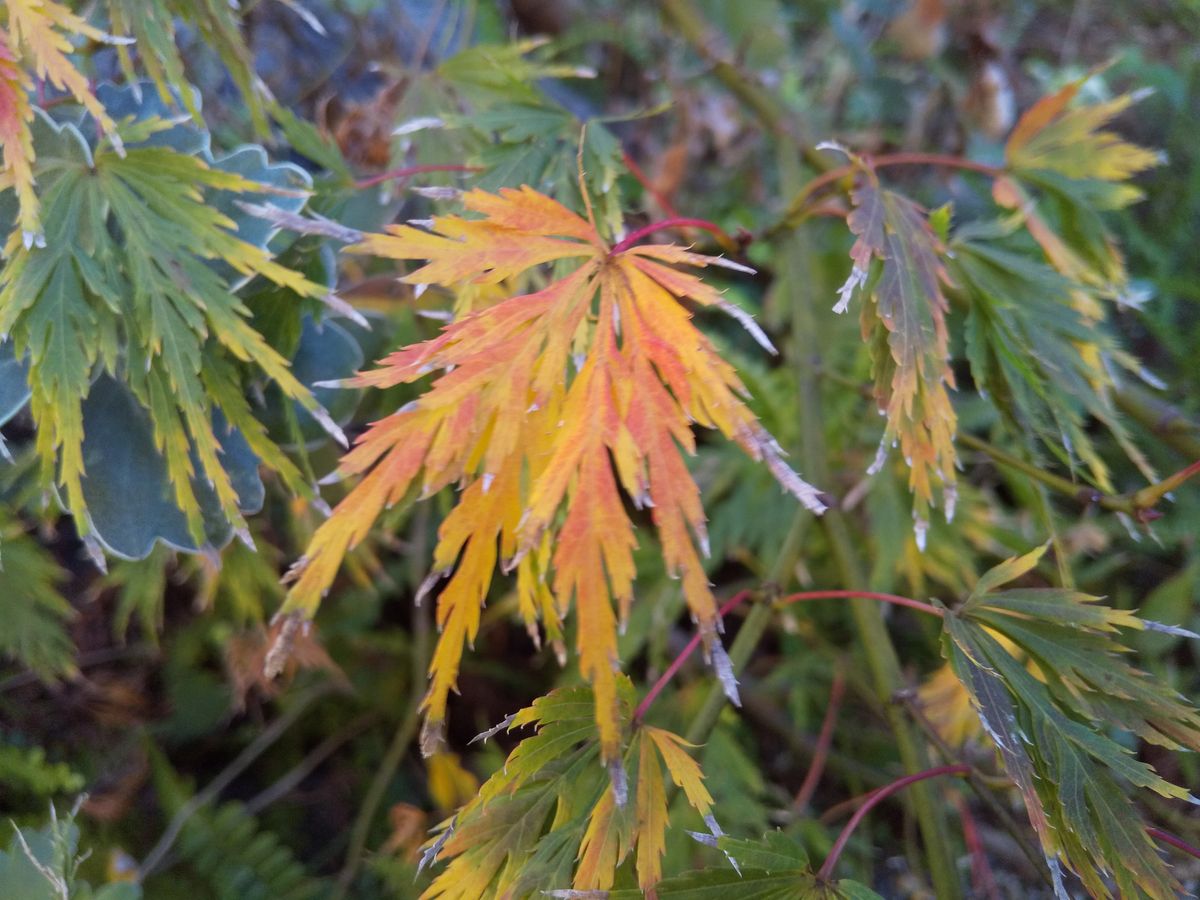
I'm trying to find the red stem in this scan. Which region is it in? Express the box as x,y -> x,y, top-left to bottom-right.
792,153 -> 1004,213
622,150 -> 683,220
793,668 -> 846,811
610,217 -> 731,255
354,164 -> 481,190
1147,826 -> 1200,861
633,590 -> 752,724
778,590 -> 944,619
818,764 -> 971,881
635,587 -> 942,724
956,794 -> 1001,900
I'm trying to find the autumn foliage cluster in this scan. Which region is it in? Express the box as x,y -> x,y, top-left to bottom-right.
1,2 -> 1199,899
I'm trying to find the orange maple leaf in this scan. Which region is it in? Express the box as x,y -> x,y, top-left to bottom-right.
0,33 -> 36,243
282,186 -> 826,761
1,0 -> 126,248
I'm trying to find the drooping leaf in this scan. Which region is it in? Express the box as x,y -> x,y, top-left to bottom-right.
423,680 -> 722,899
952,232 -> 1129,491
836,178 -> 956,544
282,185 -> 824,760
995,76 -> 1161,305
941,545 -> 1200,899
0,32 -> 36,244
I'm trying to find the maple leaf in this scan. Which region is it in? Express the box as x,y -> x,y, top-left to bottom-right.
0,106 -> 343,553
993,75 -> 1161,303
281,185 -> 826,761
0,33 -> 36,244
603,831 -> 882,899
423,681 -> 722,899
0,0 -> 128,247
987,77 -> 1162,488
951,235 -> 1133,493
941,544 -> 1200,899
836,176 -> 956,546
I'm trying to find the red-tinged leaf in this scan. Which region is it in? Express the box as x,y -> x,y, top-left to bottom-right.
3,3 -> 124,210
0,32 -> 37,245
942,548 -> 1200,899
574,785 -> 633,892
282,186 -> 826,761
838,180 -> 957,541
636,733 -> 668,895
1005,77 -> 1161,187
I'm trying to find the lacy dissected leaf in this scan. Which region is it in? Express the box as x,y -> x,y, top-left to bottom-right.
0,32 -> 36,243
606,831 -> 880,899
0,0 -> 126,246
987,79 -> 1163,487
836,179 -> 956,543
995,77 -> 1160,304
422,681 -> 722,898
0,105 -> 342,555
105,0 -> 268,131
952,233 -> 1129,492
941,544 -> 1200,899
1004,76 -> 1161,194
396,37 -> 626,238
282,185 -> 824,759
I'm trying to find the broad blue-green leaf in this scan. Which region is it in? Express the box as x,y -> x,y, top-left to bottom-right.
0,341 -> 31,428
76,376 -> 263,560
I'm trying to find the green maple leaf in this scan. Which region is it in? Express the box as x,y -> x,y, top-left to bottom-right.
941,544 -> 1200,899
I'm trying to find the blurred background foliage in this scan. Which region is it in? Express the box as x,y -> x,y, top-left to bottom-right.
1,0 -> 1198,897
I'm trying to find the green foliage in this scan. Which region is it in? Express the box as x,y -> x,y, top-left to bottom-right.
0,515 -> 73,680
608,832 -> 880,899
942,545 -> 1200,898
0,745 -> 84,801
2,4 -> 1200,900
0,802 -> 140,900
0,84 -> 344,559
149,753 -> 326,900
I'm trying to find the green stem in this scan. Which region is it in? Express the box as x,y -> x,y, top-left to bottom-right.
958,431 -> 1200,519
657,0 -> 829,173
1115,382 -> 1200,461
777,145 -> 961,897
331,596 -> 432,899
683,599 -> 773,747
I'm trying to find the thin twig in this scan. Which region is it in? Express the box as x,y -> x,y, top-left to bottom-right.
138,681 -> 337,879
354,164 -> 480,190
622,149 -> 682,220
818,764 -> 971,881
635,587 -> 942,724
777,590 -> 943,619
793,668 -> 846,811
633,590 -> 751,724
332,584 -> 432,898
959,431 -> 1200,520
610,217 -> 733,255
769,152 -> 1003,238
245,713 -> 379,815
956,793 -> 1002,900
1147,825 -> 1200,862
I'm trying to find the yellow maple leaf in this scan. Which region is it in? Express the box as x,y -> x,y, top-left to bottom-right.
1,0 -> 126,248
282,186 -> 826,763
0,33 -> 36,243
